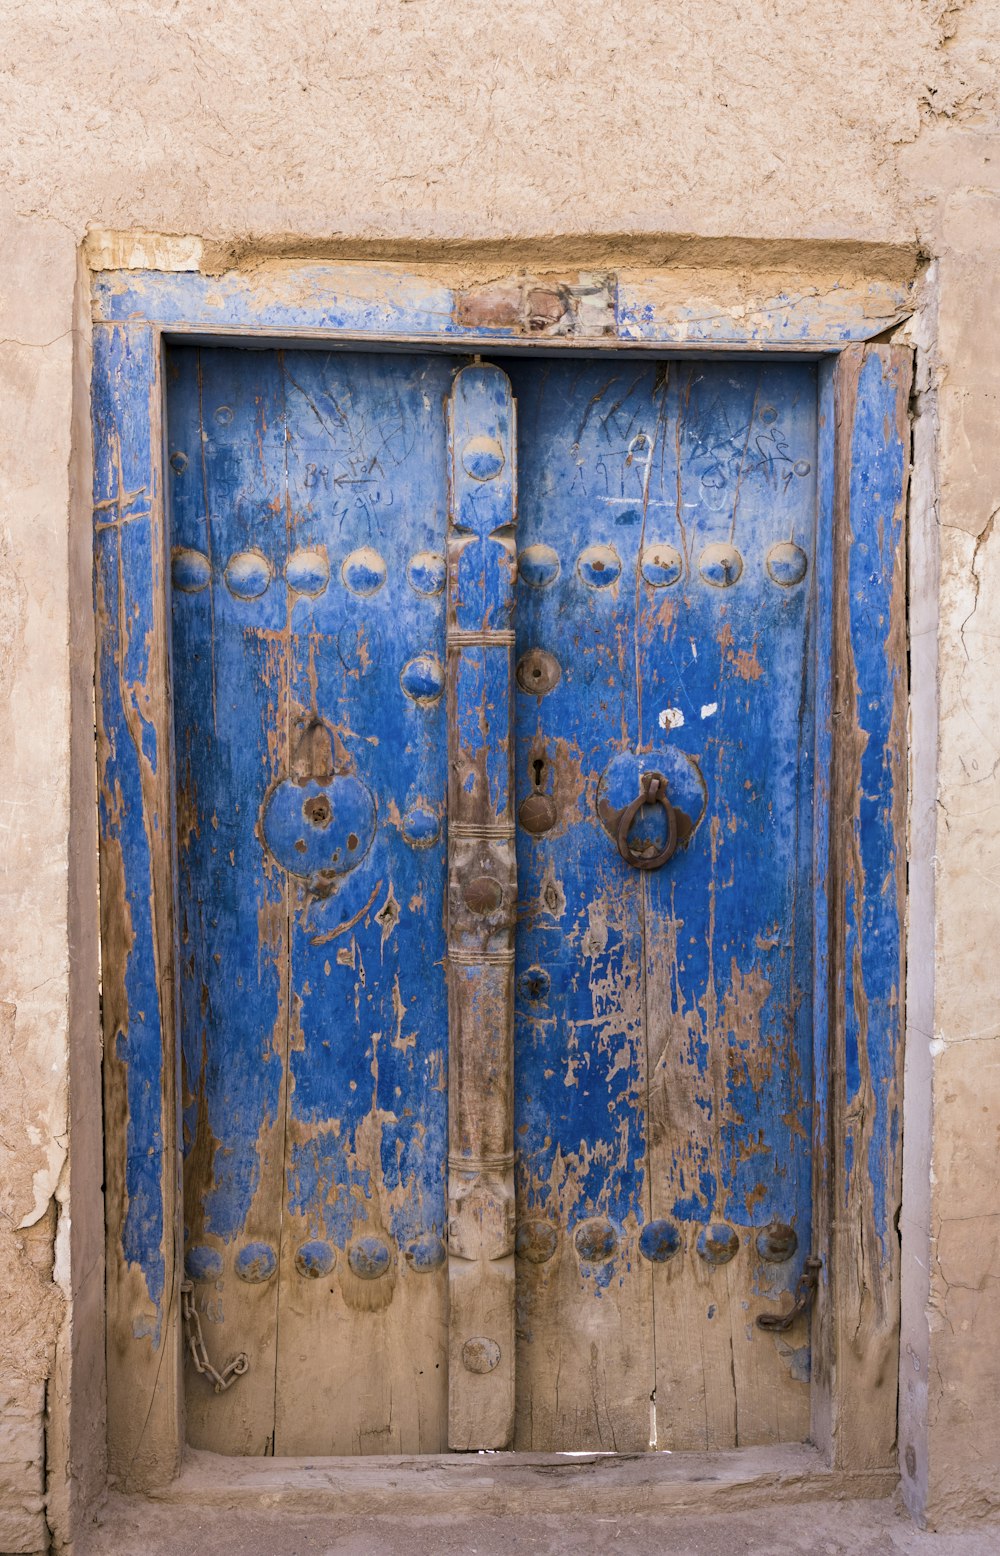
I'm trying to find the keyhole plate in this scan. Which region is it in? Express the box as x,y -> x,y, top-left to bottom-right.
261,774 -> 376,879
596,747 -> 707,852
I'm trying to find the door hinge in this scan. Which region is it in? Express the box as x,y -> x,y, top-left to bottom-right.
181,1278 -> 249,1393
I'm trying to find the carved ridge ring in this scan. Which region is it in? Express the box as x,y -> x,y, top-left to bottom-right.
615,771 -> 678,871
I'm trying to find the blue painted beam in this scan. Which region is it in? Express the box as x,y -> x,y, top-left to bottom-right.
824,342 -> 910,1469
93,320 -> 181,1481
92,264 -> 912,349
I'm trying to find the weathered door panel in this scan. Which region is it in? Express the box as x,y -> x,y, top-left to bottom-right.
170,348 -> 454,1455
169,347 -> 290,1453
638,363 -> 817,1450
273,351 -> 453,1455
510,365 -> 654,1452
507,359 -> 817,1451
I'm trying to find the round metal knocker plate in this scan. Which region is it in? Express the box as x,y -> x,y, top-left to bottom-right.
596,747 -> 707,865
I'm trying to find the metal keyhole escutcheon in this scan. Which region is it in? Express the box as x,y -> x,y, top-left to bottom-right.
615,771 -> 678,871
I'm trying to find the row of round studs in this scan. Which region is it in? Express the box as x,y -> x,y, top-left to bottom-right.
520,1217 -> 799,1266
185,1232 -> 446,1285
171,545 -> 441,601
170,539 -> 809,602
184,1218 -> 798,1284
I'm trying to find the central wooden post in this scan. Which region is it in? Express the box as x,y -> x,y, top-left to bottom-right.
446,363 -> 518,1450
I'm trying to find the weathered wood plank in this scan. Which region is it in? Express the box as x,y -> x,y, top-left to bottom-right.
273,350 -> 452,1454
509,360 -> 654,1452
507,359 -> 818,1451
639,361 -> 817,1449
808,359 -> 838,1456
824,344 -> 911,1470
166,1439 -> 898,1514
168,348 -> 456,1455
92,267 -> 613,340
94,321 -> 181,1487
446,363 -> 518,1450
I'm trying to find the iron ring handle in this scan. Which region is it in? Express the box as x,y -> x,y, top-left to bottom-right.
615,771 -> 678,871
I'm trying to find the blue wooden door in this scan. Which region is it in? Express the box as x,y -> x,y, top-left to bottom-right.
168,347 -> 817,1455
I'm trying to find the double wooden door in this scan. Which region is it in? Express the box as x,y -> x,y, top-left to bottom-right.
168,345 -> 818,1456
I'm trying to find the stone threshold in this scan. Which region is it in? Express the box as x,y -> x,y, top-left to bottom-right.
138,1443 -> 898,1516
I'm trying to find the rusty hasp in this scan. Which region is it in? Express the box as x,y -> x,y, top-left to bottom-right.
454,273 -> 615,337
756,1256 -> 823,1333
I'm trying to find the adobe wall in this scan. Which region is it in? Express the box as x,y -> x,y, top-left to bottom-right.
0,2 -> 997,1548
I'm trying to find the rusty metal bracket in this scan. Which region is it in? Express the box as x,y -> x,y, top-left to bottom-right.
756,1254 -> 822,1332
616,771 -> 678,871
180,1278 -> 249,1394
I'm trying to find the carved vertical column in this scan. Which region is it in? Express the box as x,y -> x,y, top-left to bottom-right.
446,363 -> 518,1450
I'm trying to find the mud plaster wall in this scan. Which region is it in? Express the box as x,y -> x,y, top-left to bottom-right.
0,0 -> 998,1548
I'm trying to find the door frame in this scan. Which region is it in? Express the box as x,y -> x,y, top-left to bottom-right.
91,259 -> 911,1494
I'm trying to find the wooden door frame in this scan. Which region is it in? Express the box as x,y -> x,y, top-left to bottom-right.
91,259 -> 911,1496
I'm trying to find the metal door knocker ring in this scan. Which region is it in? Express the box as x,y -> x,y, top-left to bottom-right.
616,771 -> 678,871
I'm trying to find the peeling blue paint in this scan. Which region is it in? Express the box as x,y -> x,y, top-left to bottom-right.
842,351 -> 908,1260
95,266 -> 910,1465
92,266 -> 911,351
510,358 -> 817,1260
93,323 -> 167,1339
168,348 -> 453,1287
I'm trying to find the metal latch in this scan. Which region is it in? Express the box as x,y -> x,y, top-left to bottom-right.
181,1278 -> 249,1393
756,1254 -> 822,1332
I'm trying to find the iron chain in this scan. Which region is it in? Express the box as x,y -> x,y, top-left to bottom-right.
180,1278 -> 249,1394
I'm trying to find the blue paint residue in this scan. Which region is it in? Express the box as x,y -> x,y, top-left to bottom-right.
204,1141 -> 265,1241
184,1244 -> 223,1282
639,1220 -> 682,1262
235,1241 -> 278,1283
349,1235 -> 392,1279
671,1165 -> 717,1224
286,1134 -> 359,1248
405,1233 -> 447,1272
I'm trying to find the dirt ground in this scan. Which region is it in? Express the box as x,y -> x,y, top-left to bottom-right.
80,1497 -> 1000,1556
